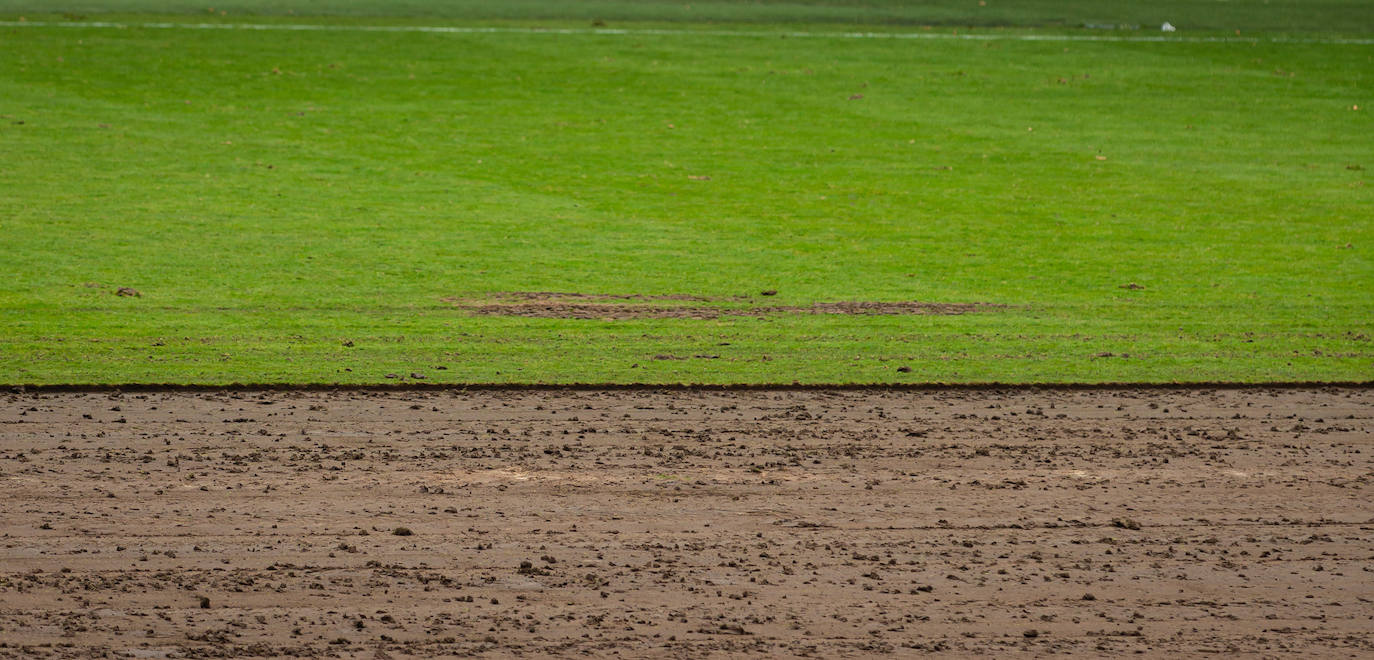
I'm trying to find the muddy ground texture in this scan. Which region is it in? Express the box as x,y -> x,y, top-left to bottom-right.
1,388 -> 1371,658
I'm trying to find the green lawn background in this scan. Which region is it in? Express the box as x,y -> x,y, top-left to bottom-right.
4,0 -> 1374,34
0,2 -> 1370,384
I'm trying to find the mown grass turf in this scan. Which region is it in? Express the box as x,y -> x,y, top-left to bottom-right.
5,0 -> 1374,34
0,5 -> 1370,384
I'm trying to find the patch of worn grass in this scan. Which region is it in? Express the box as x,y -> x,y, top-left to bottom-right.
0,9 -> 1369,384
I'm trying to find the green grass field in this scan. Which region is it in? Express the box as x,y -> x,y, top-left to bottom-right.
6,0 -> 1374,33
1,1 -> 1370,384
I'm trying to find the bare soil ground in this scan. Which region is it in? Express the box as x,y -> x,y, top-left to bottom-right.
1,388 -> 1371,658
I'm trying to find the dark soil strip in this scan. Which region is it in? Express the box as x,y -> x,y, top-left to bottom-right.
451,301 -> 998,319
474,291 -> 736,302
442,293 -> 1002,319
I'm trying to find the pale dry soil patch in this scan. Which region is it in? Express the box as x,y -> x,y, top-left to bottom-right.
0,388 -> 1371,658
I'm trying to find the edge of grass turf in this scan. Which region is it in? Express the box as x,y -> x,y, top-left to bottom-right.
8,382 -> 1373,393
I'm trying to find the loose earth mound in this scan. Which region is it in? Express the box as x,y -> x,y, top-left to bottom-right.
1,388 -> 1371,657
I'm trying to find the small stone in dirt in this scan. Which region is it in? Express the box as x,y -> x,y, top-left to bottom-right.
115,287 -> 141,297
760,290 -> 778,296
1082,592 -> 1097,600
1023,629 -> 1040,638
1112,517 -> 1141,530
199,596 -> 210,609
1119,282 -> 1145,290
897,366 -> 912,373
392,527 -> 413,536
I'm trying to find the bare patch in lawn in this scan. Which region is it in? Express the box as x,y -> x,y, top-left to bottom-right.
444,292 -> 1001,319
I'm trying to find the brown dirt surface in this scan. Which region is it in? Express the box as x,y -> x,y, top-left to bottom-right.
1,387 -> 1371,658
442,292 -> 997,319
